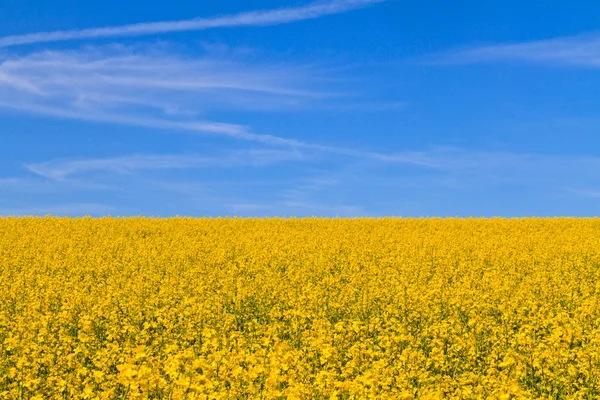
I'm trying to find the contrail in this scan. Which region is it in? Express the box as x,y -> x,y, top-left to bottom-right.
0,0 -> 385,48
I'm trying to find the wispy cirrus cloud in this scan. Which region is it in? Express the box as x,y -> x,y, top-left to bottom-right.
282,147 -> 600,201
0,203 -> 116,217
25,149 -> 306,181
0,178 -> 23,186
228,200 -> 365,217
377,146 -> 600,185
565,188 -> 600,199
9,146 -> 600,217
427,33 -> 600,67
0,0 -> 385,48
30,144 -> 600,192
0,45 -> 332,143
0,44 -> 425,163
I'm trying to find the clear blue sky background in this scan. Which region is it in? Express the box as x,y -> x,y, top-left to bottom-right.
1,0 -> 600,217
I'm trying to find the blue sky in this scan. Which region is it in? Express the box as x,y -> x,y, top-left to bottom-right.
1,0 -> 600,217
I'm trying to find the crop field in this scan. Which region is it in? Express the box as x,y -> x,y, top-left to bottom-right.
2,218 -> 600,399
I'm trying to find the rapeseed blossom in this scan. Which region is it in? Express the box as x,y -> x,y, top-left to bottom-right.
1,217 -> 600,399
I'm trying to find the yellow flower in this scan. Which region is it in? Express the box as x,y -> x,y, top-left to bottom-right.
2,217 -> 600,398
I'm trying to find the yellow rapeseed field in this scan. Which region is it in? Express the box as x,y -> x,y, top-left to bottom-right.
1,217 -> 600,399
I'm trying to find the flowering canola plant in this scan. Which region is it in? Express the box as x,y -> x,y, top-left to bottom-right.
1,217 -> 600,399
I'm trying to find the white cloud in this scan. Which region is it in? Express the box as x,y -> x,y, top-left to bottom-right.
427,147 -> 600,181
0,45 -> 331,143
0,203 -> 116,216
228,200 -> 365,217
281,147 -> 600,203
0,45 -> 429,163
25,149 -> 306,181
8,147 -> 600,217
0,178 -> 23,186
427,33 -> 600,67
230,203 -> 272,212
29,145 -> 600,191
354,146 -> 600,188
0,0 -> 385,48
565,188 -> 600,199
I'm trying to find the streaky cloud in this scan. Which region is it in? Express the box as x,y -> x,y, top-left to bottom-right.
0,0 -> 385,48
25,150 -> 306,181
0,46 -> 329,145
0,46 -> 429,166
0,203 -> 116,217
426,33 -> 600,67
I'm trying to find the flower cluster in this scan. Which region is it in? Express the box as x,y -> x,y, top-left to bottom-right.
1,217 -> 600,399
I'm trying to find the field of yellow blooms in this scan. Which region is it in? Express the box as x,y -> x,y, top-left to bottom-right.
1,218 -> 600,399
